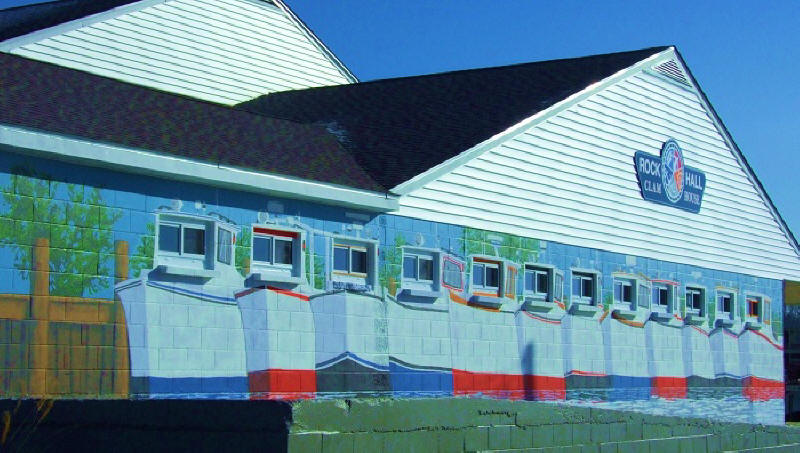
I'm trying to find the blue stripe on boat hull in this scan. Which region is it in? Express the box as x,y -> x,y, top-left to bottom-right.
389,362 -> 453,397
131,376 -> 249,398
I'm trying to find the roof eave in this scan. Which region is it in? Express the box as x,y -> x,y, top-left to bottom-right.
0,123 -> 398,212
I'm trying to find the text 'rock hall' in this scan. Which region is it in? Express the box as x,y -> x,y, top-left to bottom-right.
2,0 -> 799,427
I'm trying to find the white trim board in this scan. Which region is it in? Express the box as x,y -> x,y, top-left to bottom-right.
0,124 -> 398,212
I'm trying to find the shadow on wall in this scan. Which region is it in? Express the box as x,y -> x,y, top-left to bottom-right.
0,399 -> 291,452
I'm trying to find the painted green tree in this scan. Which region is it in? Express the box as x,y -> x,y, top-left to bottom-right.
235,227 -> 252,278
0,168 -> 122,297
129,222 -> 154,279
380,233 -> 406,296
463,228 -> 538,263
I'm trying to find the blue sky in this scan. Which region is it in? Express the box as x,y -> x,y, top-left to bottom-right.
3,0 -> 799,240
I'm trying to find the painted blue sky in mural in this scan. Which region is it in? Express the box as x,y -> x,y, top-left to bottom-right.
1,0 -> 798,237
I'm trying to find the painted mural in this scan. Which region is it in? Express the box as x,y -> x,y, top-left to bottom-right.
0,152 -> 786,424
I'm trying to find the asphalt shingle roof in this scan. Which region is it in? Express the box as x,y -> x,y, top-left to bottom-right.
0,52 -> 386,192
0,46 -> 668,193
237,46 -> 669,190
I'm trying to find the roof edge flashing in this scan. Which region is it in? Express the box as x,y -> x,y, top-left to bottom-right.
0,124 -> 398,212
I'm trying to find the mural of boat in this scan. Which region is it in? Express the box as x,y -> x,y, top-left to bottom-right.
682,324 -> 716,394
562,269 -> 608,400
310,237 -> 391,396
234,224 -> 318,399
386,250 -> 456,396
116,210 -> 248,397
514,263 -> 567,400
236,285 -> 317,399
738,296 -> 784,401
645,281 -> 687,399
451,258 -> 523,398
603,275 -> 652,401
311,291 -> 390,396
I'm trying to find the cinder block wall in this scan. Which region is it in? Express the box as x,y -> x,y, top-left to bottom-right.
288,398 -> 800,452
1,397 -> 798,452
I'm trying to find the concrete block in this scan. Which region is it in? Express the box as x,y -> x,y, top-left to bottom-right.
532,424 -> 555,448
322,433 -> 354,453
705,434 -> 721,452
352,432 -> 384,452
437,430 -> 464,453
464,427 -> 488,452
289,433 -> 322,453
553,423 -> 573,446
642,423 -> 671,439
510,426 -> 531,449
383,431 -> 436,453
600,443 -> 618,453
488,425 -> 511,450
573,424 -> 591,445
609,422 -> 626,442
756,431 -> 779,448
615,439 -> 650,453
591,423 -> 611,444
625,421 -> 643,441
648,437 -> 678,453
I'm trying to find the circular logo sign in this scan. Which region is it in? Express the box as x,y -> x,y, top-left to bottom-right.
661,140 -> 684,203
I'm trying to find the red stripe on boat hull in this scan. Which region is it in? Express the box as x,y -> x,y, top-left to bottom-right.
248,369 -> 316,400
452,369 -> 565,400
651,376 -> 687,399
743,376 -> 784,402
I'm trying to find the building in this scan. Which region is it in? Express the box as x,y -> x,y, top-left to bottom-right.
1,0 -> 798,427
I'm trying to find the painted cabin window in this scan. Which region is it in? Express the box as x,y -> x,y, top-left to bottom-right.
403,253 -> 434,282
614,278 -> 635,308
747,295 -> 762,321
686,287 -> 705,316
637,281 -> 651,309
159,221 -> 205,257
525,266 -> 549,300
652,284 -> 673,312
217,227 -> 233,265
331,239 -> 375,291
250,227 -> 301,277
442,257 -> 464,291
717,291 -> 735,319
571,272 -> 597,305
334,245 -> 367,275
472,258 -> 500,295
553,271 -> 564,302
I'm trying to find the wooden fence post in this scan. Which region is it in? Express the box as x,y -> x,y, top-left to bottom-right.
113,240 -> 130,396
30,237 -> 50,396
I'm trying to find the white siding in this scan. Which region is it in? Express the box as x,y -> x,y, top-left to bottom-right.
398,70 -> 800,281
7,0 -> 352,104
